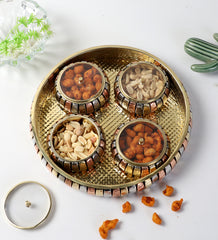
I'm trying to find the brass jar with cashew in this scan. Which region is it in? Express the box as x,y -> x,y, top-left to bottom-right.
47,115 -> 105,173
114,61 -> 170,116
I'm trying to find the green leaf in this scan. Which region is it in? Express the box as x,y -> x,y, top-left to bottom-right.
18,16 -> 28,27
33,31 -> 41,40
10,23 -> 19,35
8,44 -> 17,55
28,30 -> 34,38
41,23 -> 50,32
28,13 -> 35,24
0,39 -> 10,55
28,30 -> 41,40
13,31 -> 28,48
46,30 -> 53,36
35,18 -> 44,26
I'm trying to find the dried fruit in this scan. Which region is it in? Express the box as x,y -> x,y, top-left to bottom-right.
119,121 -> 164,163
99,219 -> 119,239
141,196 -> 155,207
163,185 -> 174,196
171,198 -> 183,212
60,63 -> 103,100
152,212 -> 162,225
122,201 -> 131,213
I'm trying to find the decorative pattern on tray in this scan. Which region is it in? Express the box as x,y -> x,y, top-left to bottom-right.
30,46 -> 192,197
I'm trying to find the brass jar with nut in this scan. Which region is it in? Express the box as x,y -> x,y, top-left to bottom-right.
47,115 -> 105,173
114,61 -> 170,116
55,61 -> 110,114
111,119 -> 170,178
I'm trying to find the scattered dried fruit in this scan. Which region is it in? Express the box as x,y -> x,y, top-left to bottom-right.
152,212 -> 162,225
99,219 -> 119,239
141,196 -> 155,207
163,185 -> 174,196
171,198 -> 183,212
122,201 -> 131,213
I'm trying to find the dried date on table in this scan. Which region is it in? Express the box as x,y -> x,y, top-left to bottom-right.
162,185 -> 174,196
99,219 -> 119,239
171,198 -> 183,212
152,212 -> 162,225
141,196 -> 155,207
122,201 -> 132,213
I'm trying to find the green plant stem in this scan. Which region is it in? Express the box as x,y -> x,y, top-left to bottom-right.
0,13 -> 52,57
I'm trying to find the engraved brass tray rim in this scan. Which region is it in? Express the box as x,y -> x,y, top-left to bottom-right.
31,45 -> 191,190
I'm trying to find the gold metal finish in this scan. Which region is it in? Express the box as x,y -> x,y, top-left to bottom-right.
4,181 -> 52,229
138,138 -> 144,145
30,45 -> 191,190
25,201 -> 31,208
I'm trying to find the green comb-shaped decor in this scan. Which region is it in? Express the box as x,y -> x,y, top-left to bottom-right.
184,34 -> 218,72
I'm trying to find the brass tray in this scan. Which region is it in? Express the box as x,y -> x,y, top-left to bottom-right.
30,46 -> 192,197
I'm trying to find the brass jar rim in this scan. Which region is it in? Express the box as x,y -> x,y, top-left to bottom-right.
118,61 -> 168,104
56,61 -> 106,104
115,119 -> 168,167
49,114 -> 101,163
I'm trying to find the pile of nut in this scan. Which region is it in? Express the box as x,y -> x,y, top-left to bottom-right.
60,63 -> 102,100
119,122 -> 164,163
121,64 -> 165,101
53,118 -> 99,161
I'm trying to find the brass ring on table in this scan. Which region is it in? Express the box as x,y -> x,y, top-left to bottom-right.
3,181 -> 52,230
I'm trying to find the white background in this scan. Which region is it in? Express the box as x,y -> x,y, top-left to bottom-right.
0,0 -> 218,239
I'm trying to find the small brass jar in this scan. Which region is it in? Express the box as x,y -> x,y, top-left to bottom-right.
111,119 -> 170,178
114,61 -> 170,116
55,61 -> 110,114
48,115 -> 105,173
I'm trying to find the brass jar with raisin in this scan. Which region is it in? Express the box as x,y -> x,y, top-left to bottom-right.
114,61 -> 170,116
111,119 -> 170,178
55,62 -> 110,114
47,115 -> 105,173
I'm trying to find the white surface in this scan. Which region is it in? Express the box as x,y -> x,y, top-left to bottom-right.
0,0 -> 218,239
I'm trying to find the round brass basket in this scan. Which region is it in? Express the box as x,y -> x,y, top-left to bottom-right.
30,45 -> 192,197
